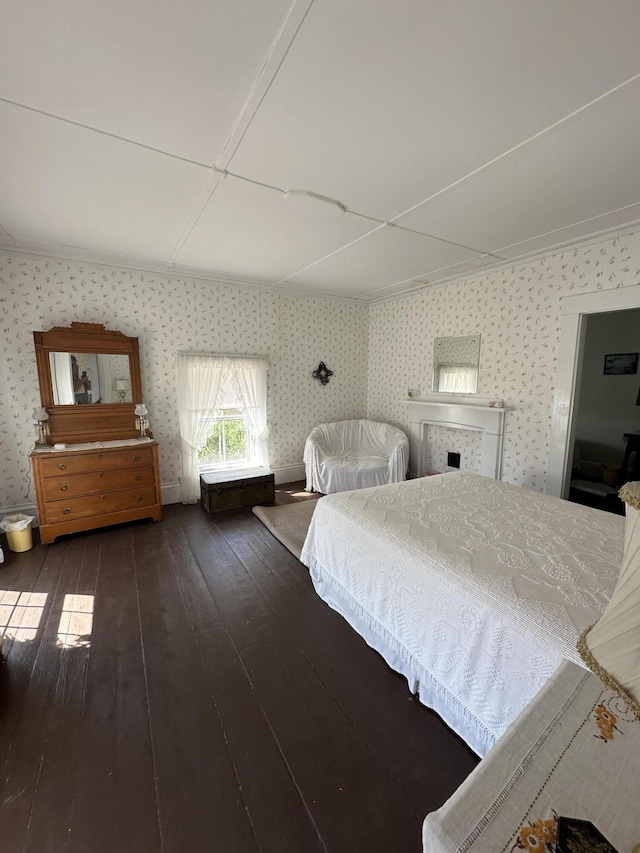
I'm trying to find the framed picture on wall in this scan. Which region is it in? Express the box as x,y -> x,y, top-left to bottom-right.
603,352 -> 638,375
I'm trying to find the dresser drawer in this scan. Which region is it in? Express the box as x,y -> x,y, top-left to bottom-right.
41,465 -> 156,501
39,446 -> 154,477
45,485 -> 158,524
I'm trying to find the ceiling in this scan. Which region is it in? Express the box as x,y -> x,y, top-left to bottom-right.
1,0 -> 639,301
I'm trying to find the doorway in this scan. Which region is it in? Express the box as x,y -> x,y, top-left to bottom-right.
546,282 -> 640,500
568,308 -> 640,513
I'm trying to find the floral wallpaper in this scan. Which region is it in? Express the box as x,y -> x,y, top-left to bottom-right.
0,253 -> 368,509
3,228 -> 640,511
368,230 -> 640,491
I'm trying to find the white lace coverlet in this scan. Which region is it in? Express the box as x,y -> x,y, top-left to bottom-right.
300,472 -> 623,756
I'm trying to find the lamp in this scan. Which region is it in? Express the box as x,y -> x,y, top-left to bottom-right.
134,403 -> 150,441
31,406 -> 50,447
114,378 -> 129,403
577,481 -> 640,720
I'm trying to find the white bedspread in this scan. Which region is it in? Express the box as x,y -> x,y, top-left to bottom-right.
300,472 -> 623,756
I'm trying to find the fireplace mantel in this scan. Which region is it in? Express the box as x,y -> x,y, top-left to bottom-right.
406,397 -> 507,479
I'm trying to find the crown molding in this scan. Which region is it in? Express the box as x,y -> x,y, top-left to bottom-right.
0,241 -> 367,304
365,220 -> 640,304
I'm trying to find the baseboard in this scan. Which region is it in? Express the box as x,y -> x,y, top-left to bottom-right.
1,484 -> 183,524
160,482 -> 181,505
1,473 -> 304,520
162,467 -> 306,506
0,502 -> 38,525
272,464 -> 306,485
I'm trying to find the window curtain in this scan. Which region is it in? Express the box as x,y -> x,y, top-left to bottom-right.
176,354 -> 226,504
437,364 -> 478,394
233,358 -> 269,469
50,352 -> 74,405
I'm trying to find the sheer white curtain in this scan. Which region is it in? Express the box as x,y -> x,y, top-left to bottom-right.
50,352 -> 74,404
177,354 -> 226,503
438,364 -> 478,394
234,358 -> 269,468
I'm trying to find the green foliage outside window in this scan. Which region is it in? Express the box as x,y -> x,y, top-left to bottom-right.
199,416 -> 248,466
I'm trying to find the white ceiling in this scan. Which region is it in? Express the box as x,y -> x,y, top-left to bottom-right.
1,0 -> 639,300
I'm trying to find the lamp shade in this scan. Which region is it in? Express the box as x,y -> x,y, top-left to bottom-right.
134,403 -> 148,417
578,481 -> 640,720
114,379 -> 129,391
32,406 -> 48,422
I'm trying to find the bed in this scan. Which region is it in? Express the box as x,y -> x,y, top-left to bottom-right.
300,471 -> 624,756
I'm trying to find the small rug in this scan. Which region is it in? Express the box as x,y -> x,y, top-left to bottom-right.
252,500 -> 318,560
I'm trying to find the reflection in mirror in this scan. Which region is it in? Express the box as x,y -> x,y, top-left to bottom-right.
433,334 -> 480,393
49,352 -> 132,405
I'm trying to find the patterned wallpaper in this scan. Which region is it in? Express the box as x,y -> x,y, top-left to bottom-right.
3,229 -> 640,509
0,253 -> 368,508
368,231 -> 640,491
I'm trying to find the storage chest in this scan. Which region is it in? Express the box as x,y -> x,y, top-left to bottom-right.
200,467 -> 275,513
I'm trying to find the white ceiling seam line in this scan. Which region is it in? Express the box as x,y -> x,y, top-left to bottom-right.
168,172 -> 225,264
276,222 -> 387,283
213,166 -> 385,226
275,220 -> 490,286
0,96 -> 215,172
216,0 -> 317,170
386,71 -> 640,227
489,202 -> 640,257
383,221 -> 494,256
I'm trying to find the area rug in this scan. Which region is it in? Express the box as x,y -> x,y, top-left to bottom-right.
252,500 -> 317,560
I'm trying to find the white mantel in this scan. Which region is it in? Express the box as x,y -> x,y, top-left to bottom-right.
406,396 -> 507,479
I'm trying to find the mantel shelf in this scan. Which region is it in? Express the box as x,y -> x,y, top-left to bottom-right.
405,398 -> 507,411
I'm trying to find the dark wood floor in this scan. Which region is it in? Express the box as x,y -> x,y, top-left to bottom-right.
0,484 -> 478,853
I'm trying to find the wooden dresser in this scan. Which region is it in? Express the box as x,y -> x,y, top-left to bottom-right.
30,440 -> 162,544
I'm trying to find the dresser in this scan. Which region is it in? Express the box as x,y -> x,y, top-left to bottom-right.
30,439 -> 162,544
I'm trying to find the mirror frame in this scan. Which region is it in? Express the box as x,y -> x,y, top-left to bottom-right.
34,322 -> 143,444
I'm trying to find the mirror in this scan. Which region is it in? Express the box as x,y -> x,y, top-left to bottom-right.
433,334 -> 480,394
49,352 -> 133,404
34,322 -> 143,444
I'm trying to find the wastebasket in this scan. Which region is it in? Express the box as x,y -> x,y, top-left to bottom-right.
0,514 -> 35,553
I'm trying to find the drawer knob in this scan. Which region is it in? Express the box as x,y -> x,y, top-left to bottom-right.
98,454 -> 104,459
59,463 -> 66,470
60,484 -> 68,491
100,472 -> 105,478
133,455 -> 140,461
137,495 -> 143,502
63,508 -> 71,515
102,494 -> 107,500
135,474 -> 142,481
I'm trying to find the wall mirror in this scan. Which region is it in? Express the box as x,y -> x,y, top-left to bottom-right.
432,334 -> 481,394
34,322 -> 143,444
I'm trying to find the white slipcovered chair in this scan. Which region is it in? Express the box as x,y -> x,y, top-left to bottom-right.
304,419 -> 409,494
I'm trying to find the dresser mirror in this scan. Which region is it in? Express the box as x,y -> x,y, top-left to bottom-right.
34,322 -> 143,444
49,351 -> 133,404
432,334 -> 481,394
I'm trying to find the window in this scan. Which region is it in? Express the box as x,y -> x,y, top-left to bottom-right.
198,378 -> 255,470
177,354 -> 268,503
436,364 -> 478,394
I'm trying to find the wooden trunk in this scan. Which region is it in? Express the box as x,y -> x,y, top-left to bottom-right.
200,468 -> 275,513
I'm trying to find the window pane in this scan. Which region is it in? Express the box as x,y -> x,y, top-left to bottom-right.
199,422 -> 222,464
224,419 -> 248,461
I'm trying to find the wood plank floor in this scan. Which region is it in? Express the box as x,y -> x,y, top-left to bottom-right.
0,484 -> 478,853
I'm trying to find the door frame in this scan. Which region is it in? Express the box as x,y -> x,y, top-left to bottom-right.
546,282 -> 640,498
